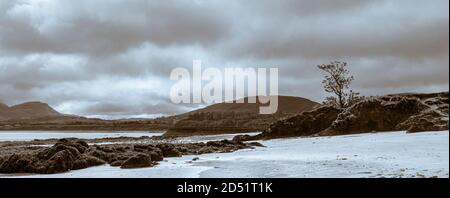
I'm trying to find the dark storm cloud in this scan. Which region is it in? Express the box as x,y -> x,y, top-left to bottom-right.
224,0 -> 448,60
0,0 -> 448,118
0,0 -> 230,56
227,19 -> 448,60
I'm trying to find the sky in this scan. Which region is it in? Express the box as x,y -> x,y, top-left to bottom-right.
0,0 -> 448,119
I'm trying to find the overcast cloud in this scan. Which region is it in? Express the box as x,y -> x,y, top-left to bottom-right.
0,0 -> 448,119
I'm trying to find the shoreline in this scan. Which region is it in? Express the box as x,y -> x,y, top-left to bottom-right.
2,130 -> 447,178
0,132 -> 264,175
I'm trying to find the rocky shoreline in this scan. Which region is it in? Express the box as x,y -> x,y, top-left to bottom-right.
0,137 -> 263,174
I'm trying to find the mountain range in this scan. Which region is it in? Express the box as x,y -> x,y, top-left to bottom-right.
0,96 -> 318,133
1,92 -> 448,136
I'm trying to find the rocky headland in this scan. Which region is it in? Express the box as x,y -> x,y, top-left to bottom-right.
234,92 -> 449,140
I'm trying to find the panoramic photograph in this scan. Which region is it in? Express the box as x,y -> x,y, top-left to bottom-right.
0,0 -> 448,185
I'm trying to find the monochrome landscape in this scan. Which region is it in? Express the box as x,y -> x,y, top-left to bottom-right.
0,0 -> 448,178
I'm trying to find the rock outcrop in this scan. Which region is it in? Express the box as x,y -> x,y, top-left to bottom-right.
321,92 -> 448,135
0,139 -> 105,174
120,154 -> 154,169
253,92 -> 449,140
0,138 -> 260,174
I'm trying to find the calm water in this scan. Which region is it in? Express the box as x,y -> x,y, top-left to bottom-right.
0,131 -> 261,142
0,131 -> 164,141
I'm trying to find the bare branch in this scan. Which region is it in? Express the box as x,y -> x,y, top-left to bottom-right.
317,61 -> 358,109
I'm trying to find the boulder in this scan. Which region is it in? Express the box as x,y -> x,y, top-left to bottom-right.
147,151 -> 163,161
90,150 -> 114,163
247,142 -> 265,147
0,154 -> 33,173
156,143 -> 182,157
45,150 -> 76,173
232,134 -> 262,142
72,155 -> 106,170
120,154 -> 153,169
198,146 -> 217,154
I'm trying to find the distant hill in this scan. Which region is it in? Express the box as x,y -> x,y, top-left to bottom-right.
0,102 -> 7,109
0,96 -> 319,133
185,96 -> 318,115
0,102 -> 9,120
0,101 -> 171,131
0,102 -> 62,120
165,96 -> 320,135
10,102 -> 62,118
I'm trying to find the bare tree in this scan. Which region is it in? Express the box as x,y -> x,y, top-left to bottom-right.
317,61 -> 360,109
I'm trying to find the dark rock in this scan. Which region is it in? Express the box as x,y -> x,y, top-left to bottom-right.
398,108 -> 449,133
323,93 -> 449,135
262,105 -> 340,139
120,154 -> 153,169
45,150 -> 76,173
55,139 -> 88,153
198,146 -> 217,154
1,139 -> 103,174
38,144 -> 79,160
76,140 -> 89,148
232,134 -> 262,142
110,160 -> 124,167
97,146 -> 114,153
175,146 -> 190,153
0,139 -> 97,174
156,143 -> 182,157
247,142 -> 265,147
114,146 -> 126,152
147,151 -> 163,161
0,137 -> 256,174
262,92 -> 448,139
0,154 -> 33,173
90,150 -> 114,163
134,144 -> 155,152
324,97 -> 427,135
72,155 -> 105,170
